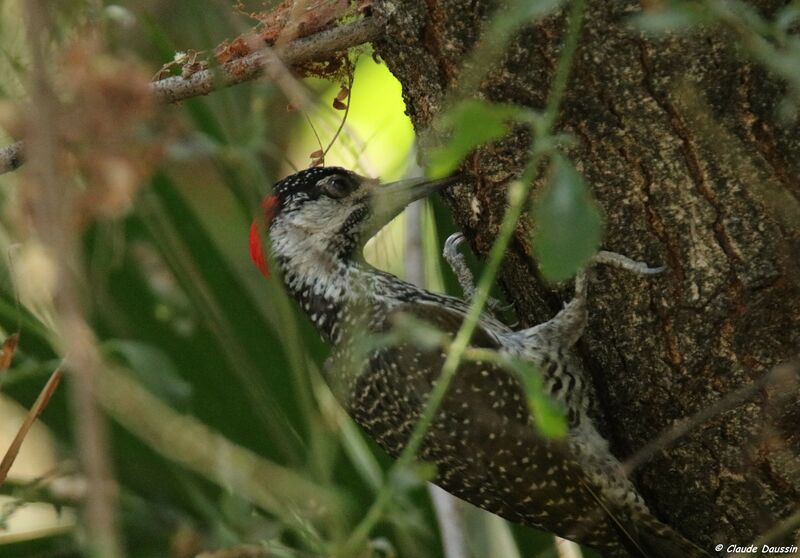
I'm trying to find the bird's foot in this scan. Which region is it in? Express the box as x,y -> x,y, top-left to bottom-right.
528,251 -> 664,349
443,232 -> 512,315
590,250 -> 667,276
443,232 -> 476,301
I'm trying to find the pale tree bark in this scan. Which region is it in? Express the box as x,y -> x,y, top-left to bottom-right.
373,0 -> 800,549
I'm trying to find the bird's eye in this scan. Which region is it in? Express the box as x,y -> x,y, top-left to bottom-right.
321,176 -> 354,199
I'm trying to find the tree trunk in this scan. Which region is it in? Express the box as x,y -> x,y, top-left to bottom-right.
373,0 -> 800,549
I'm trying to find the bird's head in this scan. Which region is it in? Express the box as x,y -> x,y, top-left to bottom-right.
249,166 -> 457,277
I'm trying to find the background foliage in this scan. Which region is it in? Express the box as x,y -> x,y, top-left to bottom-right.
0,1 -> 558,556
0,0 -> 798,557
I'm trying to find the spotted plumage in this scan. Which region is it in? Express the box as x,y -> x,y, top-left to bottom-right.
250,167 -> 711,558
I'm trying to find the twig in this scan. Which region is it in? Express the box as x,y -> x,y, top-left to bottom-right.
0,16 -> 385,176
153,16 -> 381,103
321,74 -> 354,161
744,507 -> 800,557
24,2 -> 123,556
0,470 -> 85,509
621,362 -> 799,476
0,366 -> 63,486
305,113 -> 325,165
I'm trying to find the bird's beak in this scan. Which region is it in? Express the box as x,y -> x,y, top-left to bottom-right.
366,175 -> 459,237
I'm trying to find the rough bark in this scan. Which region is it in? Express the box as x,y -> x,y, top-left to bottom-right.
373,0 -> 800,549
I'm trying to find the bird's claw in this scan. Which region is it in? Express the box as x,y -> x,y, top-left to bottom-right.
443,233 -> 475,298
489,299 -> 514,313
443,232 -> 466,261
443,232 -> 514,318
591,251 -> 667,276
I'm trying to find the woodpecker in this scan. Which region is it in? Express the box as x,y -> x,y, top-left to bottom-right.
249,166 -> 710,558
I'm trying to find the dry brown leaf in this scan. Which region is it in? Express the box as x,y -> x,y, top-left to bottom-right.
0,334 -> 19,372
215,36 -> 253,65
335,86 -> 349,101
0,367 -> 63,486
309,149 -> 324,159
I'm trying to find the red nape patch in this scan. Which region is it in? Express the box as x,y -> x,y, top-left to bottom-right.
249,195 -> 279,278
249,220 -> 269,277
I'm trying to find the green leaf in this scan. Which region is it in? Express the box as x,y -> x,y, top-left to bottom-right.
426,100 -> 523,179
533,155 -> 603,282
141,173 -> 307,463
103,339 -> 192,408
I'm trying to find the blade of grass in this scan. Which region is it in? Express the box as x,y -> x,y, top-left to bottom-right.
139,173 -> 306,463
96,364 -> 346,542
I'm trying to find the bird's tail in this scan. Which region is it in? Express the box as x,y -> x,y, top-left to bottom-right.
614,508 -> 715,558
581,478 -> 714,558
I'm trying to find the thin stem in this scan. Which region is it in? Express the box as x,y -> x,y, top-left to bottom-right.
540,0 -> 587,132
748,507 -> 800,555
97,366 -> 341,537
306,113 -> 325,160
322,74 -> 355,161
23,2 -> 124,556
337,1 -> 587,554
404,170 -> 470,558
621,361 -> 799,476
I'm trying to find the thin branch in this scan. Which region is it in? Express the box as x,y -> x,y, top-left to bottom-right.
24,2 -> 123,555
0,366 -> 63,486
621,362 -> 799,476
321,75 -> 354,161
746,507 -> 800,556
0,470 -> 84,509
0,16 -> 385,176
150,16 -> 383,104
